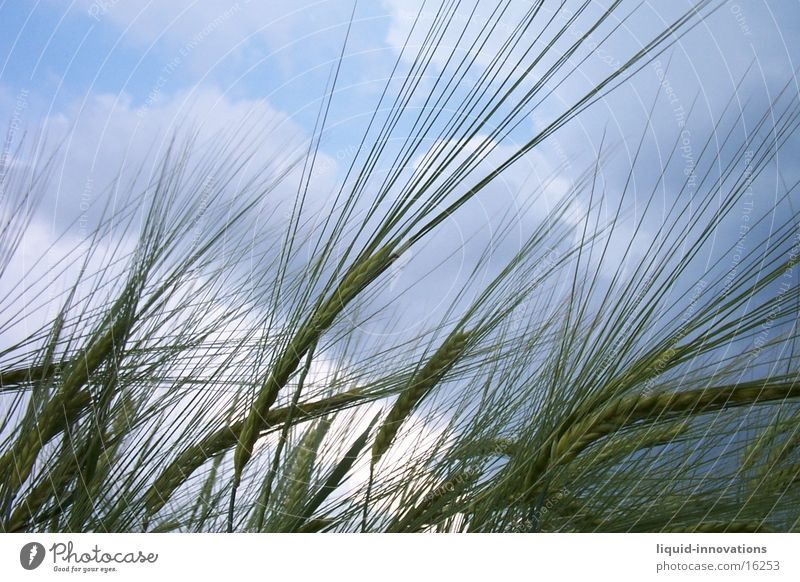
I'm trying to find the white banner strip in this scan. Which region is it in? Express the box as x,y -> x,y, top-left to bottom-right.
2,533 -> 797,581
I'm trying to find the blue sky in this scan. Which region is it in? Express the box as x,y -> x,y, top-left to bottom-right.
2,3 -> 800,526
1,1 -> 396,134
3,1 -> 797,144
2,0 -> 800,338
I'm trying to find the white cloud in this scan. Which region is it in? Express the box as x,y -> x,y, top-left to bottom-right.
382,0 -> 539,72
0,83 -> 343,358
28,85 -> 336,231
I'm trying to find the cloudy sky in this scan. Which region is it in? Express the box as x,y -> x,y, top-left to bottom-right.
2,0 -> 800,534
2,0 -> 799,340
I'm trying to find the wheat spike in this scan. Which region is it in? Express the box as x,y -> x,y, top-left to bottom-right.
281,417 -> 332,529
0,312 -> 132,503
765,463 -> 800,492
144,388 -> 366,517
371,330 -> 471,467
233,245 -> 397,486
577,419 -> 690,469
524,378 -> 800,490
0,389 -> 93,503
387,470 -> 479,532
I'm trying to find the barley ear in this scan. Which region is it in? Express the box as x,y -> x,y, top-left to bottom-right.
524,378 -> 800,493
144,388 -> 367,518
371,330 -> 471,467
232,245 -> 397,488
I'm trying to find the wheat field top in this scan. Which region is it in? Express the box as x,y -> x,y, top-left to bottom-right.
0,0 -> 799,533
